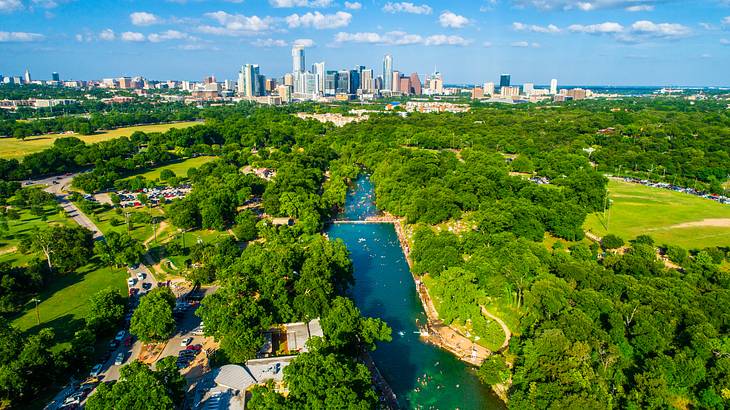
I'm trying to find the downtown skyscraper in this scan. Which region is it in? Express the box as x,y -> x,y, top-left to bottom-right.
383,54 -> 393,91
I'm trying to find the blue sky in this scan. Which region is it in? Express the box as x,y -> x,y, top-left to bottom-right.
1,0 -> 729,86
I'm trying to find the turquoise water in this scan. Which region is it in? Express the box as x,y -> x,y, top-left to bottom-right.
327,176 -> 503,409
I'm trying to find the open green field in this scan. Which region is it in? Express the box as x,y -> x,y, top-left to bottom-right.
124,156 -> 216,181
0,206 -> 73,266
0,121 -> 202,159
584,179 -> 730,249
11,263 -> 127,343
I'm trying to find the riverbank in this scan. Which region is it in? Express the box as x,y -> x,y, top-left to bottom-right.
370,214 -> 491,366
380,214 -> 512,404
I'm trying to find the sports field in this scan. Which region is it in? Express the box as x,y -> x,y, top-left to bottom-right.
584,179 -> 730,249
0,121 -> 202,159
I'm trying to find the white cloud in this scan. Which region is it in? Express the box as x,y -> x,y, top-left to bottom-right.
293,38 -> 315,47
286,11 -> 351,29
511,40 -> 540,47
252,38 -> 288,47
483,40 -> 493,47
382,2 -> 432,14
569,19 -> 690,42
269,0 -> 333,7
0,31 -> 44,41
334,30 -> 470,46
130,11 -> 160,26
568,22 -> 624,33
625,4 -> 653,11
512,0 -> 664,11
344,1 -> 361,9
200,11 -> 274,35
75,32 -> 93,42
721,38 -> 730,45
99,29 -> 115,41
439,11 -> 469,28
0,0 -> 23,13
512,22 -> 561,33
424,34 -> 471,46
121,31 -> 146,42
699,22 -> 717,31
148,30 -> 191,42
629,20 -> 691,38
723,16 -> 730,25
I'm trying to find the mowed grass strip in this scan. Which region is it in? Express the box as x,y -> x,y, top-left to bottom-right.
584,179 -> 730,249
0,121 -> 202,159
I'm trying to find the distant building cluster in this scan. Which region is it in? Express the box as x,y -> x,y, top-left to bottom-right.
5,56 -> 721,109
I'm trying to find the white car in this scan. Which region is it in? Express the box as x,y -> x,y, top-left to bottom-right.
137,272 -> 145,281
127,278 -> 137,287
114,352 -> 125,366
90,363 -> 103,377
180,337 -> 193,347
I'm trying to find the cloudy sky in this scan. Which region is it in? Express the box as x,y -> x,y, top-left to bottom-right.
1,0 -> 729,86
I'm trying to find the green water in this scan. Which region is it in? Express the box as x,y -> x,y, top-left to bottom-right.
327,176 -> 504,410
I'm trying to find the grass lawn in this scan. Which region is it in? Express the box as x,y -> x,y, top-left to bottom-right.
11,263 -> 128,344
584,179 -> 730,250
0,206 -> 73,266
0,121 -> 202,159
90,206 -> 169,243
123,156 -> 216,182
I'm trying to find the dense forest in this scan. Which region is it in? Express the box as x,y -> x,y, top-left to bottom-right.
0,98 -> 728,408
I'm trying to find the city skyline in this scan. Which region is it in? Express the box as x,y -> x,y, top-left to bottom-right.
1,1 -> 730,86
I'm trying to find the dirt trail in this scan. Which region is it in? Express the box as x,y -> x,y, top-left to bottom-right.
480,305 -> 512,352
669,219 -> 730,229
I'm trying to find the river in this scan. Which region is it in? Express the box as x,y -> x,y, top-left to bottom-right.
327,175 -> 504,409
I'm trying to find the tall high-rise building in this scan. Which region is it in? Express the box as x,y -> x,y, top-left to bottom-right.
51,72 -> 60,82
483,82 -> 495,96
292,46 -> 305,73
550,78 -> 558,95
523,83 -> 534,95
24,69 -> 31,84
118,77 -> 133,89
374,76 -> 383,91
399,76 -> 412,95
391,70 -> 400,93
409,73 -> 422,95
324,71 -> 337,96
349,69 -> 360,94
238,64 -> 261,97
336,70 -> 350,94
382,54 -> 393,91
361,69 -> 373,93
313,62 -> 325,94
500,74 -> 511,88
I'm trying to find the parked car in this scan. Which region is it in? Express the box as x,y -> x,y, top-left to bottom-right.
114,352 -> 125,366
63,392 -> 84,406
142,282 -> 152,290
127,278 -> 137,287
136,272 -> 145,281
180,337 -> 193,347
186,344 -> 203,351
90,363 -> 103,377
114,330 -> 126,342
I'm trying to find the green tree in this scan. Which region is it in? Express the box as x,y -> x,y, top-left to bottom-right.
130,288 -> 176,343
601,234 -> 624,250
478,355 -> 510,386
86,288 -> 126,334
320,297 -> 391,353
